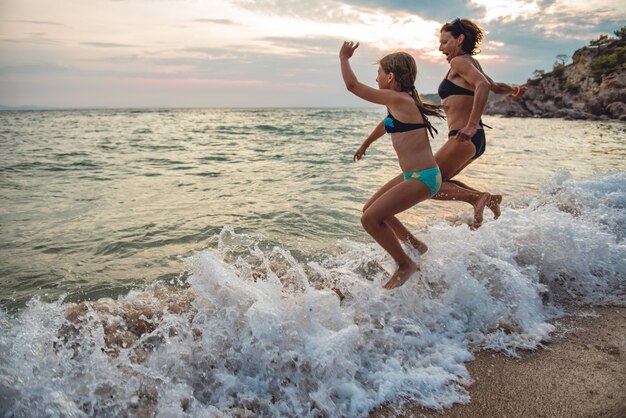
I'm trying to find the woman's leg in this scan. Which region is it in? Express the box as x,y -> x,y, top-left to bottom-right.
364,174 -> 429,254
361,179 -> 431,289
448,179 -> 502,219
444,160 -> 502,221
433,138 -> 492,228
436,181 -> 491,229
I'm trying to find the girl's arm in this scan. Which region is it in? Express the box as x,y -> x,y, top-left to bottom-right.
354,120 -> 386,161
340,42 -> 397,106
450,57 -> 491,141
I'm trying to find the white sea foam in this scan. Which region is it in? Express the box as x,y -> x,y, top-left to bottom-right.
1,171 -> 624,417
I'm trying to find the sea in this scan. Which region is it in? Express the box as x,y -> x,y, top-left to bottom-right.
0,108 -> 625,417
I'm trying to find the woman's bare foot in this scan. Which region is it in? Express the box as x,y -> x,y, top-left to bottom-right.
406,235 -> 428,255
382,262 -> 418,289
472,192 -> 491,229
487,194 -> 502,219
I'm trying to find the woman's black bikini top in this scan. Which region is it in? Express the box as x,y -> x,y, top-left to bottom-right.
384,112 -> 437,138
438,70 -> 474,99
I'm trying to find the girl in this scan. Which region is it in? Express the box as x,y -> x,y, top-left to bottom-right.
340,41 -> 445,289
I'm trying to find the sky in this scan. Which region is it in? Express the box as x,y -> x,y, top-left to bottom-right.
1,0 -> 624,108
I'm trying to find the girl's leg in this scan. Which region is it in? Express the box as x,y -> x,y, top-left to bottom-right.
361,179 -> 431,289
385,216 -> 428,254
364,174 -> 429,254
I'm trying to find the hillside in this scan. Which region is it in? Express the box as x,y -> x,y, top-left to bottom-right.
486,27 -> 626,121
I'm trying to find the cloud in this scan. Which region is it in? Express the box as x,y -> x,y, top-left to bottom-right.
0,63 -> 69,76
193,18 -> 238,25
484,5 -> 623,49
4,20 -> 66,26
340,0 -> 483,21
233,0 -> 338,20
181,48 -> 242,62
532,8 -> 623,40
115,77 -> 266,87
234,0 -> 482,22
257,35 -> 344,56
1,33 -> 63,46
81,42 -> 138,48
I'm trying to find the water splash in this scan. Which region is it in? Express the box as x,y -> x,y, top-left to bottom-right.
1,171 -> 624,417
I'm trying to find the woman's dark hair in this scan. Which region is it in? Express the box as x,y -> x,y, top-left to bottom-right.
378,51 -> 445,123
441,18 -> 484,55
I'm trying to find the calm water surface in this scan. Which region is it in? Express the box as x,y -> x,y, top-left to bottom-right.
1,108 -> 624,308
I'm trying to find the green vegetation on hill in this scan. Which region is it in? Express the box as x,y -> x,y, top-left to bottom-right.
527,26 -> 626,86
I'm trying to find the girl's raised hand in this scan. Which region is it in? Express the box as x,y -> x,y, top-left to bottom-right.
340,41 -> 359,59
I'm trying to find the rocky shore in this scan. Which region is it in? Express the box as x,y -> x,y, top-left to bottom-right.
487,28 -> 625,121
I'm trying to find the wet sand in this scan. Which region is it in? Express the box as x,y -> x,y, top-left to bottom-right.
373,305 -> 626,418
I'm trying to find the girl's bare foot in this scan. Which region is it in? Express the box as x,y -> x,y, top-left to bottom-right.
472,192 -> 491,229
383,262 -> 418,289
487,194 -> 502,219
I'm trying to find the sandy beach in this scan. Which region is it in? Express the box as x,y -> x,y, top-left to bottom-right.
373,305 -> 626,418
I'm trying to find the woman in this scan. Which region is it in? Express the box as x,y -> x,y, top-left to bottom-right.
434,17 -> 525,228
340,41 -> 445,289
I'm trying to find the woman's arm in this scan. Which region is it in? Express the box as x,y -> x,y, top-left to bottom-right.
478,68 -> 528,96
491,82 -> 516,95
340,41 -> 397,106
354,120 -> 386,161
473,61 -> 525,96
484,74 -> 527,96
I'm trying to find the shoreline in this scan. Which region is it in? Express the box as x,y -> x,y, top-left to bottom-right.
372,305 -> 626,418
